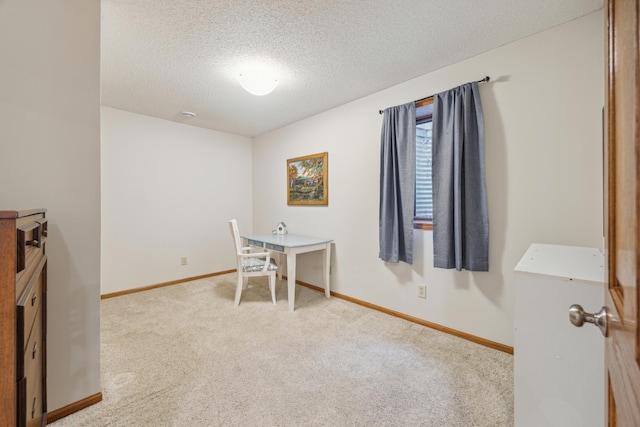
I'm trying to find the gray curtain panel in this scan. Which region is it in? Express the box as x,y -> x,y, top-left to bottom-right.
379,102 -> 416,264
432,82 -> 489,271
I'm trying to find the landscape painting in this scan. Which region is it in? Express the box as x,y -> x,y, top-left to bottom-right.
287,152 -> 328,205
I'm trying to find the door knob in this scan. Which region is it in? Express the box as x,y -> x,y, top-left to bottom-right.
569,304 -> 609,337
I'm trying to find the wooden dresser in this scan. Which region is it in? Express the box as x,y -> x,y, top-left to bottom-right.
0,209 -> 48,427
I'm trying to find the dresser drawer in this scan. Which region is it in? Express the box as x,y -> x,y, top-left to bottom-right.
16,237 -> 46,300
17,305 -> 43,427
17,256 -> 46,357
24,306 -> 43,372
17,305 -> 43,381
18,353 -> 44,427
24,357 -> 44,427
16,216 -> 45,273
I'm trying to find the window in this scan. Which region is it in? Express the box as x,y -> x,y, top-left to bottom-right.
415,97 -> 433,230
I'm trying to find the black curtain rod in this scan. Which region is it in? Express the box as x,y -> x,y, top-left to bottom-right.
378,76 -> 490,114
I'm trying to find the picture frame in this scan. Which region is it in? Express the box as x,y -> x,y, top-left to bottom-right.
287,152 -> 328,205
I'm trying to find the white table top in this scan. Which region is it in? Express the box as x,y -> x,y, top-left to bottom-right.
514,243 -> 605,285
242,233 -> 333,248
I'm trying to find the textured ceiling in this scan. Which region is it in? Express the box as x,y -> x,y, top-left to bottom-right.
101,0 -> 602,137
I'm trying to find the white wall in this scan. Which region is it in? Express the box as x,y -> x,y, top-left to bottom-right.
101,107 -> 253,294
0,0 -> 101,412
252,11 -> 605,347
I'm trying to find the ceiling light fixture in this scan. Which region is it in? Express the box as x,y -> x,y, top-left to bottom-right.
239,68 -> 278,96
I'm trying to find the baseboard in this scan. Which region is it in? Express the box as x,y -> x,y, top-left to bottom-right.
295,280 -> 514,355
101,270 -> 236,299
47,392 -> 102,423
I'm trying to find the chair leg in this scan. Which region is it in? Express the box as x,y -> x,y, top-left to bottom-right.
234,274 -> 243,307
269,271 -> 276,304
243,276 -> 249,290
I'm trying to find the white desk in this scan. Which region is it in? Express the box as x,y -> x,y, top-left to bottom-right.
241,233 -> 332,311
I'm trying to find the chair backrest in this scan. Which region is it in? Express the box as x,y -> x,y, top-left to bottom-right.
228,219 -> 242,255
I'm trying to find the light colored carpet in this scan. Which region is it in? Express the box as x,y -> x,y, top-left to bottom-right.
50,274 -> 513,426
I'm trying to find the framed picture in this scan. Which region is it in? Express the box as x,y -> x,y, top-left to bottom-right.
287,152 -> 328,205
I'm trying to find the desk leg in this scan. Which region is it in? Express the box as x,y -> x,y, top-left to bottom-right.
276,253 -> 283,281
287,252 -> 296,312
323,243 -> 331,297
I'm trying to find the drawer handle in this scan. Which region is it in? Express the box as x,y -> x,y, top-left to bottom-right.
27,239 -> 39,247
32,341 -> 37,359
31,396 -> 36,418
31,293 -> 37,306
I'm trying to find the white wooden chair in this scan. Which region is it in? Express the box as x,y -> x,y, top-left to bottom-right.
228,219 -> 277,306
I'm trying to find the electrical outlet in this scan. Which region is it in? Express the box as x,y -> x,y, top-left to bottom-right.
181,257 -> 188,266
417,284 -> 427,299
